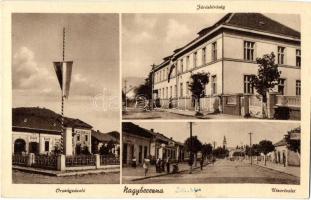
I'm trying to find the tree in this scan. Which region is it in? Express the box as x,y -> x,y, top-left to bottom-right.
212,147 -> 229,159
285,127 -> 300,153
184,136 -> 203,166
135,72 -> 152,100
258,140 -> 275,165
188,72 -> 210,116
201,143 -> 213,158
251,52 -> 281,118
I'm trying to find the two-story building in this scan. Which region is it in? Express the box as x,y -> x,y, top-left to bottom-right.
152,13 -> 300,118
12,107 -> 92,155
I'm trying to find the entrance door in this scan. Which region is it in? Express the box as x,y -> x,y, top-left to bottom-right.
14,139 -> 26,154
29,142 -> 39,154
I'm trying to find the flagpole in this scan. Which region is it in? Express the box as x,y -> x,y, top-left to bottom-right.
61,27 -> 65,154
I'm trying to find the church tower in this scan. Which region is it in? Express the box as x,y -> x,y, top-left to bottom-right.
223,136 -> 227,149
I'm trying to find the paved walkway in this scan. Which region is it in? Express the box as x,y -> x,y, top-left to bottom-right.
123,162 -> 207,182
253,160 -> 300,177
13,165 -> 120,176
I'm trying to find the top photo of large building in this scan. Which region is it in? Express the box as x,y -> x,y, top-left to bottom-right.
122,13 -> 301,120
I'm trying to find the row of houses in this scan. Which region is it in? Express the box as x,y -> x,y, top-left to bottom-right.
151,13 -> 301,118
12,107 -> 119,156
229,127 -> 300,166
122,122 -> 186,165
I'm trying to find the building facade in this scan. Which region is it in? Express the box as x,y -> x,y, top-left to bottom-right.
12,107 -> 92,155
122,122 -> 185,166
152,13 -> 301,117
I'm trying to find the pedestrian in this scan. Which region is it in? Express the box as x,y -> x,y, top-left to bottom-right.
166,156 -> 170,174
161,159 -> 165,172
143,158 -> 150,176
156,157 -> 161,173
200,158 -> 204,170
131,157 -> 137,168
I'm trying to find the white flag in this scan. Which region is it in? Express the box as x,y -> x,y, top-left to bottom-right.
53,61 -> 73,99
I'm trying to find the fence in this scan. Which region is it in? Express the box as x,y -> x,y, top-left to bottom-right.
276,95 -> 300,107
33,154 -> 57,170
100,155 -> 120,165
12,154 -> 29,166
65,155 -> 96,167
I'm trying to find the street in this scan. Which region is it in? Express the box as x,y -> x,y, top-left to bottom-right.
12,170 -> 120,184
122,108 -> 242,120
129,159 -> 299,184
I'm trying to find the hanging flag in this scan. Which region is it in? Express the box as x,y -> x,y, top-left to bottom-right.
167,60 -> 176,83
53,61 -> 73,99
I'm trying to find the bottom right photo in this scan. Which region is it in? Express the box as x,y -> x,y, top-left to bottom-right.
122,121 -> 300,184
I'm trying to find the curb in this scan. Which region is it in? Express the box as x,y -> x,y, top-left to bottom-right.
251,163 -> 300,178
131,164 -> 209,181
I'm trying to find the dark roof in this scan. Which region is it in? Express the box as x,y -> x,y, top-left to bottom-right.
274,138 -> 287,147
91,130 -> 119,143
173,13 -> 299,60
122,122 -> 154,138
12,107 -> 92,133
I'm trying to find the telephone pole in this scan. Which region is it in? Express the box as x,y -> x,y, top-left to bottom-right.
124,80 -> 127,111
249,132 -> 253,165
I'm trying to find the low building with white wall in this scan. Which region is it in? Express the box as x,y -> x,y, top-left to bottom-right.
12,107 -> 92,155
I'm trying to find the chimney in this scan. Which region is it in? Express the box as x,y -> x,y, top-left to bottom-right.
150,129 -> 154,132
170,137 -> 173,140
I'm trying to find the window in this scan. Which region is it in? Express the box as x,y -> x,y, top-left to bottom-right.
166,87 -> 168,99
202,47 -> 206,64
180,82 -> 183,97
180,59 -> 183,73
212,42 -> 217,61
85,135 -> 88,141
296,49 -> 301,67
278,46 -> 285,65
170,86 -> 172,98
186,56 -> 190,71
296,80 -> 301,96
144,146 -> 148,159
162,88 -> 165,98
77,134 -> 80,141
174,85 -> 177,98
44,141 -> 49,152
244,41 -> 255,61
193,52 -> 197,67
211,75 -> 217,95
244,75 -> 254,94
186,81 -> 189,96
159,89 -> 161,98
278,78 -> 286,95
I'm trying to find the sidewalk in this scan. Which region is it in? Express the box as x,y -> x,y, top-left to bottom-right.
13,165 -> 120,177
253,161 -> 300,178
155,108 -> 243,119
122,162 -> 207,182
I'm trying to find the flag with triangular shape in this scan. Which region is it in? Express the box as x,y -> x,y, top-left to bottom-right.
53,61 -> 73,99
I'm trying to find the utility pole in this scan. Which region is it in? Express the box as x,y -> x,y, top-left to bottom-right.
213,141 -> 216,149
249,132 -> 253,165
124,80 -> 127,111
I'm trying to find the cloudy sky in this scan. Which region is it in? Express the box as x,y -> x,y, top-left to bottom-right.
12,13 -> 119,133
122,13 -> 300,80
133,121 -> 300,148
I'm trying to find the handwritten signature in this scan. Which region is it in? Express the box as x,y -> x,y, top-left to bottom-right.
175,187 -> 202,193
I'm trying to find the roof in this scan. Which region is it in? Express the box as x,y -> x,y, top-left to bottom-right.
91,130 -> 119,143
155,13 -> 300,71
122,122 -> 154,138
274,138 -> 287,147
12,107 -> 92,133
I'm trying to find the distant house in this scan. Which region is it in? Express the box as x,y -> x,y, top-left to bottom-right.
12,107 -> 92,155
273,127 -> 300,166
91,130 -> 120,156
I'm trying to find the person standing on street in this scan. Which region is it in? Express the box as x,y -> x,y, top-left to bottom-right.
166,156 -> 170,174
143,158 -> 150,176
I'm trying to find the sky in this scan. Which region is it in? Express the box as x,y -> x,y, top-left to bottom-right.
122,13 -> 300,80
134,121 -> 300,148
12,13 -> 120,133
